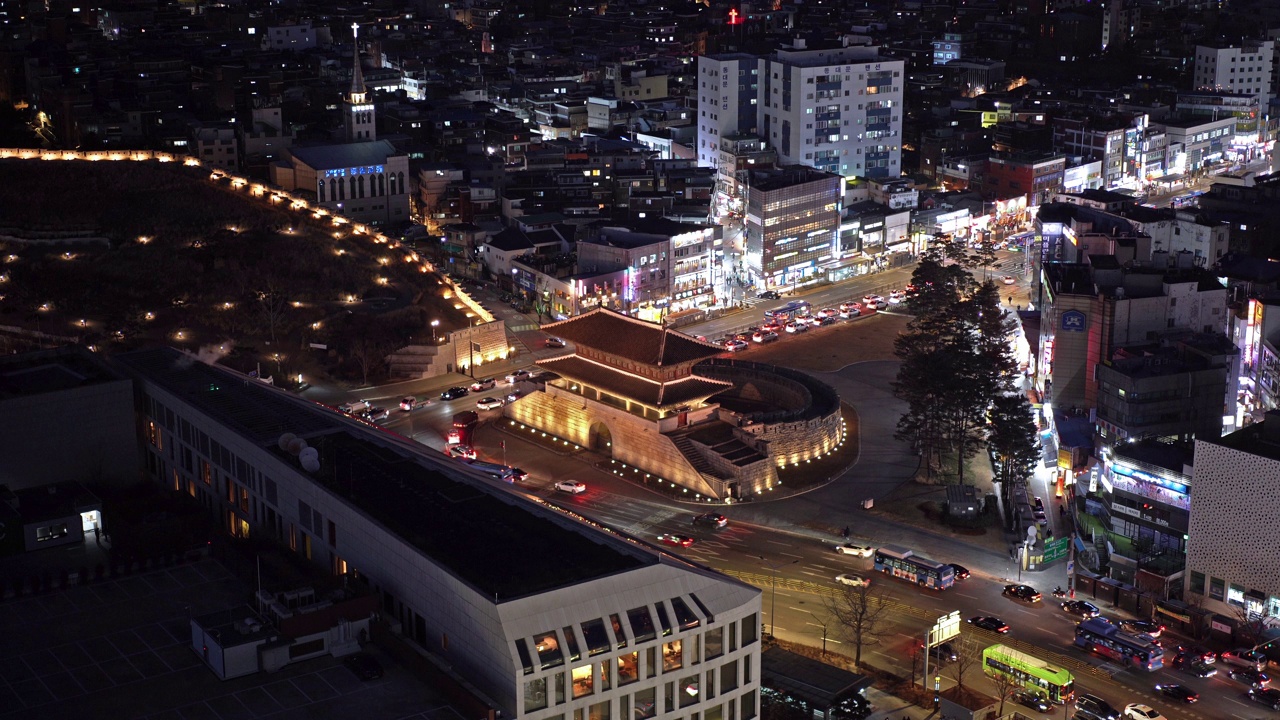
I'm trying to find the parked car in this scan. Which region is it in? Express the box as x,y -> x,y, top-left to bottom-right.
1248,687 -> 1280,711
476,397 -> 504,410
752,330 -> 779,343
343,652 -> 384,681
757,290 -> 781,300
834,543 -> 875,557
446,445 -> 477,460
1003,584 -> 1042,602
834,574 -> 869,587
505,369 -> 531,384
947,563 -> 970,580
554,480 -> 587,494
1153,683 -> 1198,703
470,378 -> 496,392
1118,620 -> 1164,637
657,534 -> 696,547
1012,691 -> 1051,713
967,616 -> 1010,633
1061,600 -> 1101,618
440,386 -> 470,401
545,337 -> 566,348
693,513 -> 728,528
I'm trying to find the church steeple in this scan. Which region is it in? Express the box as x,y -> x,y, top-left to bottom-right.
344,22 -> 376,142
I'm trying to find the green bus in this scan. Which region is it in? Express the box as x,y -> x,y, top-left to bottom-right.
982,644 -> 1075,704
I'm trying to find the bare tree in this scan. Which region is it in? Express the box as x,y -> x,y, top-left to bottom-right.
257,283 -> 290,346
350,332 -> 393,386
988,666 -> 1019,718
947,634 -> 983,696
823,581 -> 893,670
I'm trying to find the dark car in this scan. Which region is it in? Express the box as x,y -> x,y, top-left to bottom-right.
343,652 -> 384,681
1174,644 -> 1216,664
1248,687 -> 1280,711
1003,584 -> 1042,602
1173,654 -> 1218,677
440,386 -> 470,401
1153,683 -> 1198,703
1061,600 -> 1101,619
967,616 -> 1010,633
1012,691 -> 1052,713
758,290 -> 781,300
947,563 -> 970,580
1229,668 -> 1271,688
693,513 -> 728,528
927,642 -> 957,664
1118,620 -> 1165,637
1075,693 -> 1120,720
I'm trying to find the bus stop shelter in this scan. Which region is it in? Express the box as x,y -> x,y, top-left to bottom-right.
761,646 -> 873,719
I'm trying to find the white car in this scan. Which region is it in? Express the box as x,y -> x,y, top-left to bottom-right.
863,294 -> 885,305
839,304 -> 862,319
834,543 -> 875,557
505,370 -> 531,384
1002,275 -> 1017,285
724,339 -> 749,352
818,307 -> 838,318
784,321 -> 809,334
476,397 -> 504,410
554,480 -> 587,494
447,445 -> 477,460
835,574 -> 869,587
888,291 -> 905,304
1123,704 -> 1166,720
470,378 -> 496,392
752,331 -> 778,344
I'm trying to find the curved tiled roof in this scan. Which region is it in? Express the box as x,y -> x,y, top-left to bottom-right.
542,308 -> 724,366
537,354 -> 731,408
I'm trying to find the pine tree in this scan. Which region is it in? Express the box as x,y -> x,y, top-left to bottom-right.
988,392 -> 1040,526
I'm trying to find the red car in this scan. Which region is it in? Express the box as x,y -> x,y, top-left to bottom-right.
657,534 -> 696,548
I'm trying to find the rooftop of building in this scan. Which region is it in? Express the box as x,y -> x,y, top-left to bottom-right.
537,354 -> 731,408
1104,339 -> 1233,379
748,165 -> 841,192
1112,439 -> 1194,479
288,140 -> 402,170
114,348 -> 656,601
541,308 -> 726,367
1208,410 -> 1280,464
0,345 -> 127,401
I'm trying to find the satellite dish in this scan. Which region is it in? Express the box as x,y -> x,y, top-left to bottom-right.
278,433 -> 297,451
287,438 -> 308,456
299,447 -> 318,462
301,456 -> 321,473
1026,525 -> 1038,544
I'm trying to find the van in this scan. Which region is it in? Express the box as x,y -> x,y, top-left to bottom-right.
338,400 -> 371,415
1220,648 -> 1268,672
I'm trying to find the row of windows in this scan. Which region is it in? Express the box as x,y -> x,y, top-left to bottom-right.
529,689 -> 756,720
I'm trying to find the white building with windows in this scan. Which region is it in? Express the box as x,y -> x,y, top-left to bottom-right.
1186,411 -> 1280,623
116,346 -> 763,720
697,45 -> 904,183
1193,41 -> 1275,106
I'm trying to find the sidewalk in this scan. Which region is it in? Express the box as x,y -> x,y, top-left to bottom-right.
865,687 -> 935,720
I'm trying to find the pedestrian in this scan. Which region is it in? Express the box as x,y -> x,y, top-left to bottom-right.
842,526 -> 850,539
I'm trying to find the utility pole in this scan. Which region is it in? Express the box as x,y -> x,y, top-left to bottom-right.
759,556 -> 800,637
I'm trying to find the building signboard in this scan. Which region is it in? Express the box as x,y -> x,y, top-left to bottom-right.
1060,309 -> 1086,333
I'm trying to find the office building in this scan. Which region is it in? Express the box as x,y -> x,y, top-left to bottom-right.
1098,440 -> 1192,595
1193,40 -> 1275,106
698,45 -> 905,181
743,166 -> 842,290
114,346 -> 763,719
1186,411 -> 1280,623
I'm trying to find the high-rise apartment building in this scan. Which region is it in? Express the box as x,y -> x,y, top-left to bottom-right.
697,44 -> 905,182
1193,40 -> 1275,106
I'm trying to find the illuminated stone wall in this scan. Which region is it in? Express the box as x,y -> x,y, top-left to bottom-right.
738,404 -> 845,468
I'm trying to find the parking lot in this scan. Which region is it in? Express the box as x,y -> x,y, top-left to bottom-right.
0,557 -> 465,720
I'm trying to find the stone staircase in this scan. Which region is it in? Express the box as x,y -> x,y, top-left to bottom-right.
386,344 -> 444,380
670,435 -> 726,479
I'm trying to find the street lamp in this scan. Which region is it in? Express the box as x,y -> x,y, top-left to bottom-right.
758,555 -> 800,638
431,319 -> 440,344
